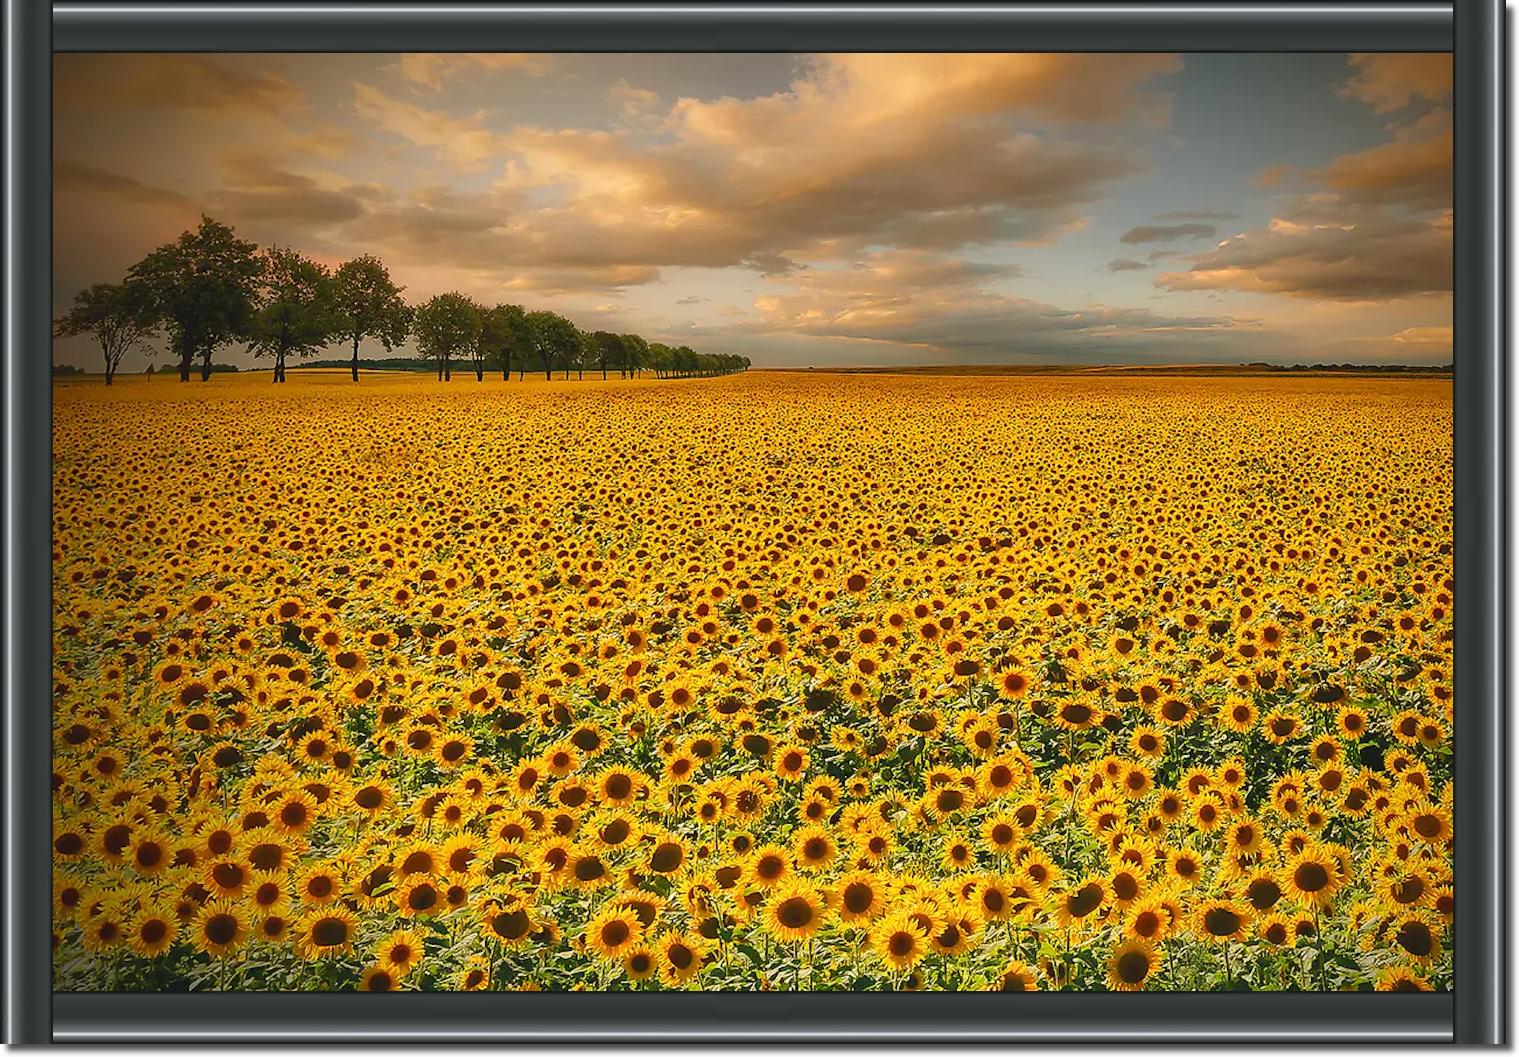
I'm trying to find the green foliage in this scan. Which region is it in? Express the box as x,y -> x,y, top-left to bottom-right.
52,279 -> 159,384
126,215 -> 262,381
247,247 -> 338,383
413,293 -> 483,381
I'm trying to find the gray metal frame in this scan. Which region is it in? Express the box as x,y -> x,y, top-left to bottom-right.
4,0 -> 1504,1044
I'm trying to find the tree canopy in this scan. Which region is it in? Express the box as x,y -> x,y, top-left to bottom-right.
126,215 -> 263,382
62,215 -> 749,385
246,247 -> 336,383
413,293 -> 482,382
52,280 -> 158,385
333,255 -> 411,383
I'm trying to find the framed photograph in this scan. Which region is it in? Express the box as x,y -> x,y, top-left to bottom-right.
4,0 -> 1504,1044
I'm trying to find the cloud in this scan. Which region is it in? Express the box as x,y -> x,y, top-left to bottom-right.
1254,163 -> 1294,189
1106,258 -> 1148,272
1312,324 -> 1452,365
1119,222 -> 1217,244
1315,129 -> 1452,209
1340,53 -> 1452,113
396,54 -> 553,92
208,153 -> 366,225
609,80 -> 660,116
725,247 -> 1268,360
1153,209 -> 1238,221
1160,52 -> 1452,308
1155,203 -> 1451,302
339,54 -> 1178,293
675,295 -> 705,305
54,161 -> 192,209
54,54 -> 300,114
352,82 -> 505,169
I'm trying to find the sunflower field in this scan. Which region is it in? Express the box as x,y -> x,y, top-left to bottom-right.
50,370 -> 1452,993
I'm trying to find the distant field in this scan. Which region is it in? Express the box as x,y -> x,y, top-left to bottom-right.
52,371 -> 1453,994
759,363 -> 1453,378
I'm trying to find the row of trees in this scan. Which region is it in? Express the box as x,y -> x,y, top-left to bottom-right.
54,216 -> 751,385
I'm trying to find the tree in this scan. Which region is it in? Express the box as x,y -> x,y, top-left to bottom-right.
572,327 -> 596,380
526,310 -> 579,381
247,247 -> 337,383
647,342 -> 673,379
52,280 -> 158,385
591,330 -> 623,380
674,345 -> 698,377
618,333 -> 649,378
127,215 -> 262,382
477,303 -> 531,382
413,293 -> 481,381
332,255 -> 410,382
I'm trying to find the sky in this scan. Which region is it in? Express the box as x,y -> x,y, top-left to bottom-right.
52,52 -> 1453,370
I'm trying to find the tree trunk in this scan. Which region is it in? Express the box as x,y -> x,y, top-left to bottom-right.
179,348 -> 192,382
104,364 -> 114,386
351,335 -> 360,382
199,348 -> 212,382
444,356 -> 451,382
437,360 -> 444,381
475,364 -> 483,381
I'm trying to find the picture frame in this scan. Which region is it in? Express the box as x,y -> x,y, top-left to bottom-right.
4,0 -> 1504,1044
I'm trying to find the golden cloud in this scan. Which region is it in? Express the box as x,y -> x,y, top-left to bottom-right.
1340,53 -> 1453,113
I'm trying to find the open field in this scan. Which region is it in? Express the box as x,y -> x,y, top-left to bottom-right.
51,371 -> 1452,992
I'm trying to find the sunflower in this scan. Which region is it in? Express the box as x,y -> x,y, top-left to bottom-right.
870,911 -> 930,970
296,862 -> 343,905
1376,966 -> 1435,992
990,961 -> 1040,991
1404,804 -> 1452,846
1053,876 -> 1108,929
127,906 -> 178,958
765,880 -> 826,942
457,956 -> 492,992
396,875 -> 444,918
1195,898 -> 1252,942
585,904 -> 643,960
790,824 -> 838,872
1391,912 -> 1442,965
1123,898 -> 1174,944
372,928 -> 424,977
202,855 -> 251,899
270,789 -> 320,835
658,931 -> 707,986
1106,940 -> 1158,991
358,964 -> 401,992
1164,849 -> 1204,888
294,906 -> 359,959
1281,846 -> 1344,908
833,869 -> 885,924
483,899 -> 535,947
192,899 -> 250,958
745,843 -> 792,889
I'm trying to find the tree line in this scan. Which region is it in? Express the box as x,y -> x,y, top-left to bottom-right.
53,215 -> 751,385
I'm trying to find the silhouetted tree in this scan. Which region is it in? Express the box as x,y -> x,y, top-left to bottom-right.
127,215 -> 262,381
413,293 -> 481,381
480,303 -> 531,381
619,333 -> 649,378
591,330 -> 623,380
526,310 -> 578,381
247,247 -> 337,383
333,255 -> 410,382
52,280 -> 158,385
647,342 -> 673,378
